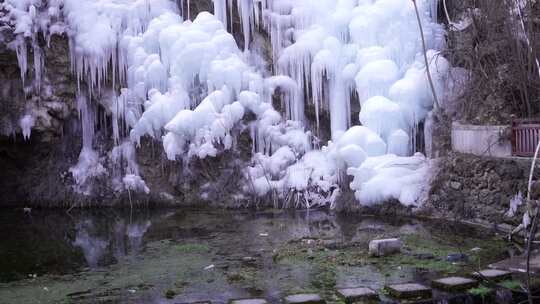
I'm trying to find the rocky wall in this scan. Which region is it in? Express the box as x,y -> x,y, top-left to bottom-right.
426,153 -> 540,225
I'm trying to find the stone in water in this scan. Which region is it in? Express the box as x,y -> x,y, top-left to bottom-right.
230,299 -> 268,304
337,287 -> 378,303
284,294 -> 325,304
386,283 -> 432,300
472,269 -> 512,282
368,238 -> 402,257
432,277 -> 478,292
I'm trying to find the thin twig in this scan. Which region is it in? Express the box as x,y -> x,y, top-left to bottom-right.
412,0 -> 441,110
442,0 -> 453,26
526,208 -> 539,304
525,140 -> 540,304
527,140 -> 540,203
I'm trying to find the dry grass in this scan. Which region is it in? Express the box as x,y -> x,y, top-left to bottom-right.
445,0 -> 540,124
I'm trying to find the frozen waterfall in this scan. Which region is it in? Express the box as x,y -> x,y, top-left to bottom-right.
3,0 -> 450,207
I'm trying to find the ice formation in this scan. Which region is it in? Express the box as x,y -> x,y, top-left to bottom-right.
3,0 -> 450,207
19,114 -> 35,141
69,94 -> 107,195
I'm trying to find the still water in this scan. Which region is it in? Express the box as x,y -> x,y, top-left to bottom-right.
0,208 -> 508,303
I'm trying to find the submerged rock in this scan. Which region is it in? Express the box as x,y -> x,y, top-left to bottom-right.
446,253 -> 469,263
414,252 -> 435,260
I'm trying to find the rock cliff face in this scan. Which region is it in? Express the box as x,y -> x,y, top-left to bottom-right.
0,32 -> 78,140
0,25 -> 83,206
427,153 -> 540,226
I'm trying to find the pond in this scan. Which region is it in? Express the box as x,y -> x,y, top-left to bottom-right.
0,208 -> 509,303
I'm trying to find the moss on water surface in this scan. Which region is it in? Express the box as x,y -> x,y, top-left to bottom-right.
274,232 -> 507,282
173,242 -> 211,253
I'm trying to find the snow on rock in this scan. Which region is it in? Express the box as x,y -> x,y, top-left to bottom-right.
69,148 -> 107,195
388,130 -> 411,157
164,87 -> 245,159
257,0 -> 447,206
246,148 -> 340,208
337,126 -> 387,158
123,174 -> 150,194
348,153 -> 430,207
111,141 -> 140,175
110,141 -> 151,194
339,145 -> 367,169
359,96 -> 404,142
119,11 -> 306,163
355,60 -> 400,102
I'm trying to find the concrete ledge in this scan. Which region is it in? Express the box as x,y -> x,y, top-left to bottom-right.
451,122 -> 511,157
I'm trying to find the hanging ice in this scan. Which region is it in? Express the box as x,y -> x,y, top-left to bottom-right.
3,0 -> 451,208
69,94 -> 106,195
19,114 -> 35,141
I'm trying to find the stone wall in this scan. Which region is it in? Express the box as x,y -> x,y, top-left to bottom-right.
427,153 -> 540,225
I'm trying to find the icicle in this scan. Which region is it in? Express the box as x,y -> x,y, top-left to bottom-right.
229,0 -> 234,33
77,94 -> 95,149
19,114 -> 35,141
13,38 -> 28,85
213,0 -> 229,29
329,78 -> 348,140
32,39 -> 44,92
430,0 -> 439,22
237,0 -> 254,51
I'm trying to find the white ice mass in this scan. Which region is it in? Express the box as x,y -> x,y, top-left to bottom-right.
2,0 -> 450,207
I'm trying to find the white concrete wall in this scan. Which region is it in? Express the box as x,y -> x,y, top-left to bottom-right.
451,122 -> 512,157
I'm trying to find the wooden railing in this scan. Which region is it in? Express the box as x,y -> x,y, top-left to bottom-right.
512,119 -> 540,157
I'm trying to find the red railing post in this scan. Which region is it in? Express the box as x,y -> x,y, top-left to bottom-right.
512,119 -> 540,157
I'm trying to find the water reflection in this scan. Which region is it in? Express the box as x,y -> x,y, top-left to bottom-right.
73,219 -> 108,268
0,208 -> 506,304
73,215 -> 154,268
